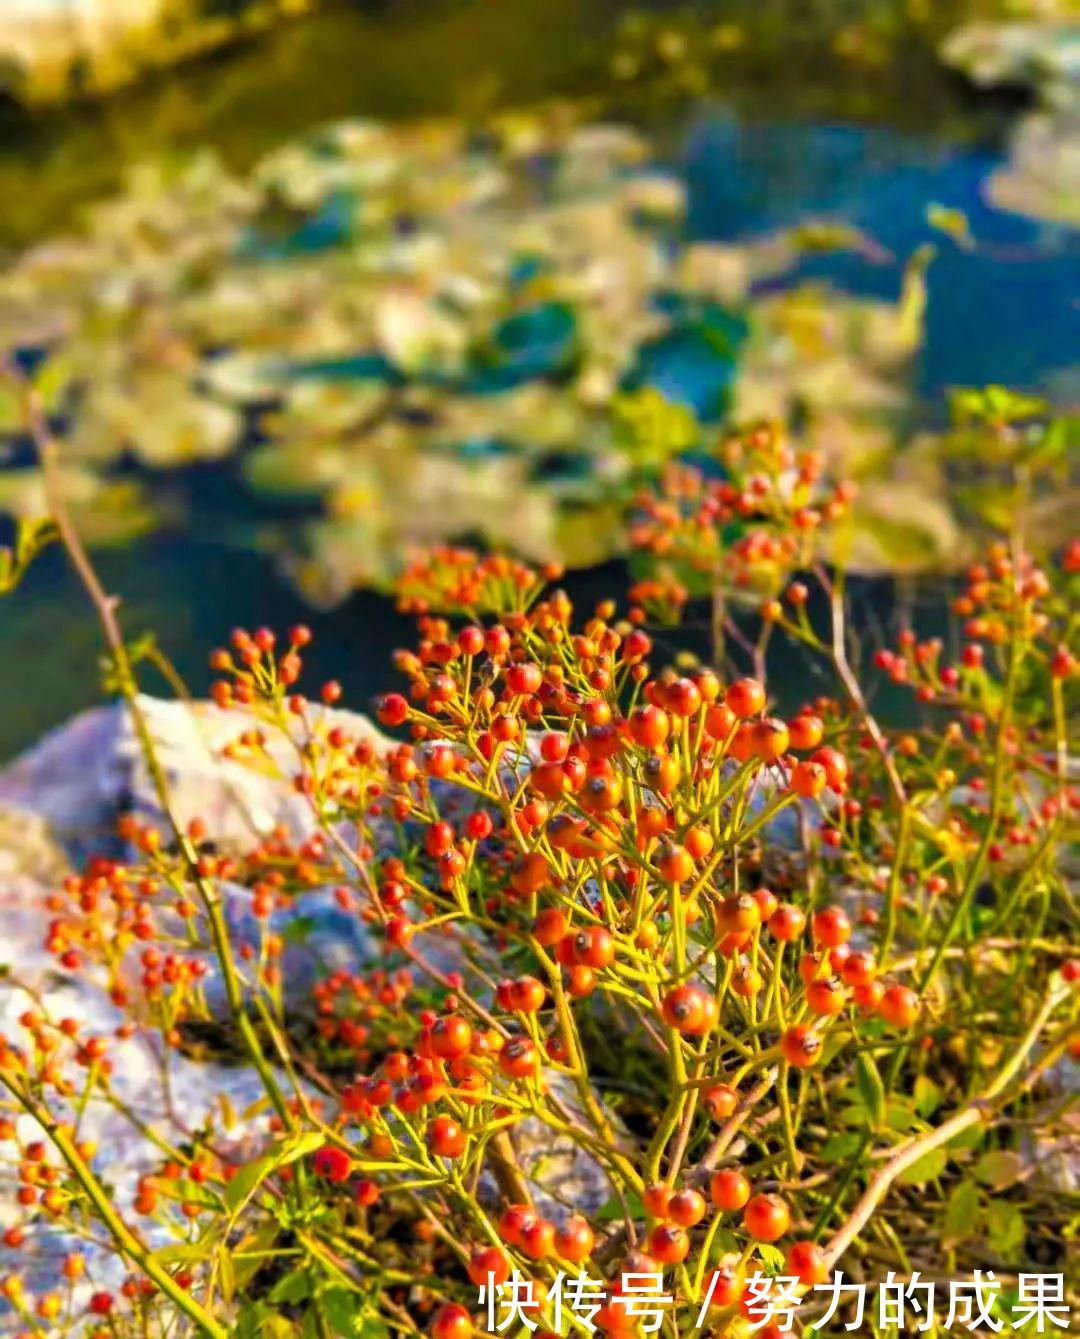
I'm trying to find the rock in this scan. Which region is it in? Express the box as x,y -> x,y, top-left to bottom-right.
0,697 -> 619,1306
0,694 -> 387,854
0,697 -> 399,1017
0,805 -> 274,1325
0,0 -> 310,107
490,1075 -> 618,1220
0,699 -> 501,1021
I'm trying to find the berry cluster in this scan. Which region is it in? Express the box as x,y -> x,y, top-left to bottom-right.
0,494 -> 1075,1337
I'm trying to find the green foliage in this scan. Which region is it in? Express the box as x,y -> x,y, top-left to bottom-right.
0,516 -> 57,594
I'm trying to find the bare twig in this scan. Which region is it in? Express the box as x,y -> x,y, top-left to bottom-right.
824,984 -> 1070,1265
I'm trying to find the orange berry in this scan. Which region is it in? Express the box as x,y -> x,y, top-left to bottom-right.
878,984 -> 919,1028
725,678 -> 766,718
781,1025 -> 822,1069
710,1169 -> 750,1211
743,1193 -> 790,1242
668,1188 -> 707,1227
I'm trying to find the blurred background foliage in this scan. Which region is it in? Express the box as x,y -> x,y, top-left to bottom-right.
0,0 -> 1075,754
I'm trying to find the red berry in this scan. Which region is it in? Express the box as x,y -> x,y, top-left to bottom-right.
427,1115 -> 466,1159
497,1204 -> 536,1246
661,983 -> 715,1035
725,678 -> 766,719
781,1025 -> 822,1069
312,1145 -> 352,1183
629,704 -> 670,748
769,904 -> 806,941
811,746 -> 849,791
521,1218 -> 556,1260
499,1036 -> 540,1079
743,1193 -> 790,1242
467,1247 -> 510,1287
554,1215 -> 595,1262
812,906 -> 852,948
376,693 -> 409,726
429,1014 -> 472,1059
701,1267 -> 742,1310
354,1178 -> 380,1207
533,907 -> 569,946
656,842 -> 694,885
710,1169 -> 750,1211
790,759 -> 827,798
668,1188 -> 707,1227
431,1303 -> 472,1339
646,1223 -> 689,1264
643,1183 -> 673,1218
703,1084 -> 738,1120
786,1240 -> 828,1285
788,713 -> 824,751
878,984 -> 919,1028
506,663 -> 542,696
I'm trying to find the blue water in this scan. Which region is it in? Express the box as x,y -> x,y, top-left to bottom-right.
684,114 -> 1079,403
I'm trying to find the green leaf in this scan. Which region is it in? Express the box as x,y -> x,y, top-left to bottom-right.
949,384 -> 1046,428
974,1150 -> 1025,1191
854,1052 -> 886,1130
926,203 -> 973,248
270,1270 -> 311,1305
942,1178 -> 980,1243
948,1124 -> 986,1152
611,387 -> 699,470
173,1179 -> 226,1213
0,382 -> 22,433
225,1132 -> 325,1212
897,1147 -> 947,1186
913,1076 -> 942,1118
150,1239 -> 221,1267
32,353 -> 75,414
219,1246 -> 237,1304
984,1200 -> 1026,1255
282,915 -> 318,945
755,1244 -> 785,1274
237,1302 -> 296,1339
820,1132 -> 863,1163
885,1102 -> 920,1134
318,1287 -> 390,1339
596,1189 -> 645,1223
1024,416 -> 1074,468
706,1229 -> 739,1263
790,221 -> 874,254
320,1288 -> 360,1335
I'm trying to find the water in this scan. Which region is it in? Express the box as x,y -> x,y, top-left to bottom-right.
681,114 -> 1079,402
0,3 -> 1075,761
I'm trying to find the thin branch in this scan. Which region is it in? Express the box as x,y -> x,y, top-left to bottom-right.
824,984 -> 1070,1265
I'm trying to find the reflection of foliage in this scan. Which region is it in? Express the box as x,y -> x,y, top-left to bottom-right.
611,387 -> 698,471
0,109 -> 934,603
0,516 -> 56,594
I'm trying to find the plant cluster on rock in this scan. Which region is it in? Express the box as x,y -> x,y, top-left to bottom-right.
0,408 -> 1074,1338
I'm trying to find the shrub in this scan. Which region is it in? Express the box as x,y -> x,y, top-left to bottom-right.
0,413 -> 1076,1338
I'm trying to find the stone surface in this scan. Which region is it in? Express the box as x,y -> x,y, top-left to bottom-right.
0,693 -> 387,854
